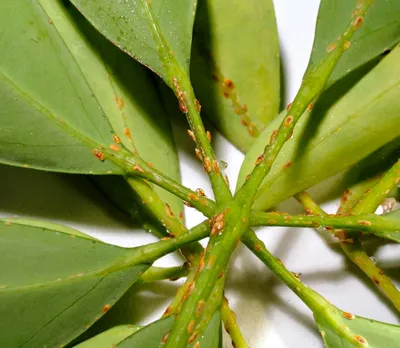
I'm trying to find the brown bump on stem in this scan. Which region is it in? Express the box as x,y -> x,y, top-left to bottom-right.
194,148 -> 202,161
124,127 -> 131,138
212,73 -> 219,81
206,254 -> 216,268
195,99 -> 202,112
224,78 -> 234,89
342,312 -> 355,320
286,102 -> 292,111
212,160 -> 220,174
218,270 -> 225,279
283,161 -> 292,169
165,203 -> 174,218
92,149 -> 105,161
198,256 -> 205,273
241,119 -> 248,126
270,129 -> 278,144
161,331 -> 170,344
344,41 -> 351,50
163,305 -> 173,317
113,134 -> 122,143
196,299 -> 205,317
195,188 -> 206,196
353,16 -> 363,30
255,154 -> 265,166
358,220 -> 371,226
115,96 -> 124,109
327,43 -> 337,53
276,258 -> 284,265
352,9 -> 360,17
354,335 -> 368,346
206,131 -> 212,142
284,215 -> 292,221
372,276 -> 380,285
187,320 -> 195,335
268,219 -> 277,224
109,144 -> 120,151
188,332 -> 198,344
102,304 -> 111,314
223,91 -> 230,98
132,164 -> 144,173
161,237 -> 171,241
224,174 -> 230,187
194,342 -> 200,348
211,220 -> 224,236
187,130 -> 196,142
203,157 -> 212,173
188,193 -> 200,202
307,103 -> 313,111
183,201 -> 193,208
187,281 -> 196,296
245,174 -> 251,181
255,245 -> 262,251
283,115 -> 294,127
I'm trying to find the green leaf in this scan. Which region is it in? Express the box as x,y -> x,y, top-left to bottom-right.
309,0 -> 400,87
69,0 -> 197,83
315,311 -> 400,347
40,0 -> 182,215
0,0 -> 124,174
190,0 -> 280,152
114,312 -> 221,347
237,45 -> 400,211
0,219 -> 149,348
73,325 -> 141,348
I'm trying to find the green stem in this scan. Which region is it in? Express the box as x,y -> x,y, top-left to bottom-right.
241,229 -> 367,348
236,1 -> 373,203
221,297 -> 249,348
138,264 -> 189,284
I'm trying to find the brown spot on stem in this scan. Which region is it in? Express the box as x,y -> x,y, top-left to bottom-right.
187,130 -> 196,142
372,276 -> 380,285
165,203 -> 174,217
255,154 -> 265,165
195,99 -> 201,112
188,193 -> 200,202
224,174 -> 230,186
188,332 -> 198,344
286,103 -> 292,111
270,130 -> 278,144
102,304 -> 111,314
268,219 -> 277,224
198,256 -> 205,273
344,41 -> 351,50
224,78 -> 234,89
206,131 -> 212,142
203,157 -> 212,173
113,134 -> 121,143
132,165 -> 144,173
284,115 -> 294,127
307,103 -> 313,111
358,220 -> 371,226
163,305 -> 173,317
283,161 -> 292,169
124,127 -> 131,138
212,160 -> 220,174
255,245 -> 262,251
161,331 -> 170,343
342,312 -> 355,320
183,201 -> 193,208
212,73 -> 219,82
115,96 -> 124,109
196,299 -> 205,317
327,43 -> 337,53
173,77 -> 188,113
353,16 -> 363,30
354,335 -> 368,345
93,149 -> 105,161
245,174 -> 251,181
49,19 -> 53,24
194,342 -> 200,348
188,320 -> 195,334
109,144 -> 120,151
194,148 -> 202,161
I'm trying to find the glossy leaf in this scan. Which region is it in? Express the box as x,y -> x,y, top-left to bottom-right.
70,0 -> 197,83
191,0 -> 280,151
40,0 -> 182,215
74,325 -> 141,348
0,0 -> 124,174
315,311 -> 400,347
238,46 -> 400,211
309,0 -> 400,87
115,312 -> 221,347
0,219 -> 149,348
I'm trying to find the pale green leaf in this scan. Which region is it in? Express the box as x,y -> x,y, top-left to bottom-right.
238,46 -> 400,210
0,219 -> 149,348
191,0 -> 280,151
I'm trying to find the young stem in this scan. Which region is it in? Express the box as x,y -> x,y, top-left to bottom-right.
138,264 -> 189,284
241,229 -> 367,348
221,297 -> 249,348
236,1 -> 373,203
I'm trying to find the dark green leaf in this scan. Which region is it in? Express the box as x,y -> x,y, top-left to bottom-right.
73,325 -> 141,348
0,219 -> 149,348
0,0 -> 123,174
238,46 -> 400,210
191,0 -> 280,151
315,311 -> 400,347
70,0 -> 197,83
310,0 -> 400,87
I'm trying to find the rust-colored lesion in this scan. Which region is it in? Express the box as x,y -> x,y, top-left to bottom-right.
211,67 -> 260,138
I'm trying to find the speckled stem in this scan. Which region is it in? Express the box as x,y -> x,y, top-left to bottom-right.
250,211 -> 400,241
138,264 -> 189,284
235,1 -> 373,203
241,229 -> 367,348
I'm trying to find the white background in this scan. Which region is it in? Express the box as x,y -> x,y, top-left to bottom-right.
2,1 -> 400,347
